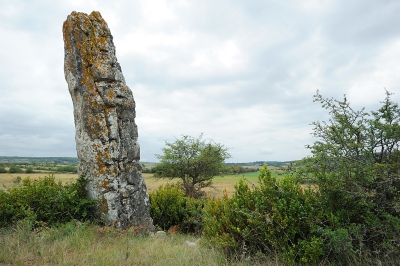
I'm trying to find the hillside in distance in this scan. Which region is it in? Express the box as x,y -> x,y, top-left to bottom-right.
0,157 -> 294,168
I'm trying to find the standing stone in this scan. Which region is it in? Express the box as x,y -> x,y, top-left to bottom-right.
63,11 -> 153,229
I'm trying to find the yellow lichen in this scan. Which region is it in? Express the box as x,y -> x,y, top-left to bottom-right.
103,180 -> 109,190
100,196 -> 108,213
95,152 -> 107,175
106,89 -> 116,102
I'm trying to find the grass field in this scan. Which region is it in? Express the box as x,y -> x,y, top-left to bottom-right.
0,221 -> 282,266
0,171 -> 277,197
0,173 -> 78,191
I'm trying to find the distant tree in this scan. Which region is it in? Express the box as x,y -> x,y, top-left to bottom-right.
0,165 -> 6,173
155,134 -> 231,198
143,167 -> 157,174
25,167 -> 34,173
56,166 -> 78,173
8,165 -> 23,173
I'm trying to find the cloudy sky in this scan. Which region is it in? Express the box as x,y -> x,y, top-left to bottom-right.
1,0 -> 400,163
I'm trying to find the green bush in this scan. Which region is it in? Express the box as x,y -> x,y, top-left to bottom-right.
12,176 -> 22,184
56,165 -> 78,173
203,91 -> 400,264
0,175 -> 98,228
203,164 -> 324,264
289,91 -> 400,261
149,183 -> 205,234
8,165 -> 23,173
25,167 -> 34,173
0,165 -> 6,173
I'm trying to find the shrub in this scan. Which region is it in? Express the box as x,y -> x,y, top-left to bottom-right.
8,165 -> 23,173
203,164 -> 325,264
0,165 -> 6,173
25,167 -> 34,173
12,176 -> 22,184
289,91 -> 400,261
0,175 -> 98,228
56,165 -> 78,173
149,183 -> 205,234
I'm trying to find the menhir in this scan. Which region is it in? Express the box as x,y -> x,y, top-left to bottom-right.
63,11 -> 153,229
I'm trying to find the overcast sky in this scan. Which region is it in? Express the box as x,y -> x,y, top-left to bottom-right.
1,0 -> 400,163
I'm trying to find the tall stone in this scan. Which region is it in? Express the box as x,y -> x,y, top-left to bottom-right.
63,11 -> 153,229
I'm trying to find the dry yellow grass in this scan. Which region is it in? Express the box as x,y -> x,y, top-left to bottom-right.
143,173 -> 251,198
0,173 -> 78,191
0,172 -> 254,197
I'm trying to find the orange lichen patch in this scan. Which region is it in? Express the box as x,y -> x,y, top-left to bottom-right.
103,180 -> 109,190
104,106 -> 113,116
81,92 -> 109,141
101,196 -> 108,213
89,11 -> 103,24
93,145 -> 112,175
95,152 -> 107,175
96,37 -> 108,50
85,115 -> 106,140
106,89 -> 116,102
62,20 -> 74,53
94,143 -> 101,149
108,165 -> 116,178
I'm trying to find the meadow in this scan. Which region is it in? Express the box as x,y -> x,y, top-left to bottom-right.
0,168 -> 387,266
0,168 -> 287,265
0,167 -> 282,197
2,92 -> 399,265
0,221 -> 281,266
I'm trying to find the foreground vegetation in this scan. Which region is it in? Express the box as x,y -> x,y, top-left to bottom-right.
1,91 -> 399,265
1,169 -> 397,265
0,221 -> 235,266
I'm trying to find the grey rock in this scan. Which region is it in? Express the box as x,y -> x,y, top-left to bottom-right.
63,11 -> 153,230
186,239 -> 200,247
153,231 -> 167,237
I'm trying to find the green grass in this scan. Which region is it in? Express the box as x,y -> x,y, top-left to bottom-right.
0,220 -> 391,266
0,221 -> 279,266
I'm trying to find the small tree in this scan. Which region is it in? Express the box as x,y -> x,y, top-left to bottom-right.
155,134 -> 231,197
292,90 -> 400,259
8,165 -> 23,173
0,165 -> 6,173
25,167 -> 34,173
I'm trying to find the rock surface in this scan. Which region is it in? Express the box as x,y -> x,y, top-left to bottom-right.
63,11 -> 153,229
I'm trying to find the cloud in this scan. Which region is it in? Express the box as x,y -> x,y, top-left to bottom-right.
1,0 -> 400,162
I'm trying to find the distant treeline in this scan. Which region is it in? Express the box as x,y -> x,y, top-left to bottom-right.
0,157 -> 294,168
226,161 -> 295,167
0,157 -> 78,174
0,157 -> 293,174
142,161 -> 294,174
0,156 -> 79,165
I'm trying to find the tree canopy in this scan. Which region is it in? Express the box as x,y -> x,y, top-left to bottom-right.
289,90 -> 400,257
155,134 -> 231,197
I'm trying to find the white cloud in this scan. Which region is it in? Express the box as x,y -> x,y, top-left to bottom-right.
1,0 -> 400,162
294,0 -> 335,14
347,39 -> 400,105
141,0 -> 178,24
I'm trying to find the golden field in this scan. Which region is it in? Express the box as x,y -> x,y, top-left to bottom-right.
0,171 -> 265,197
